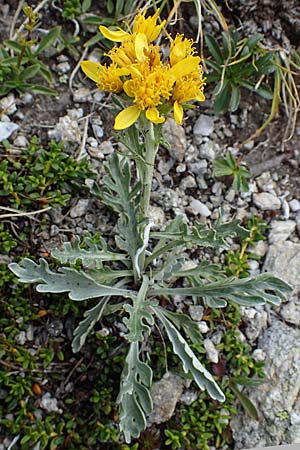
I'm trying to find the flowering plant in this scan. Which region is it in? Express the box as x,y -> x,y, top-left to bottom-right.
10,9 -> 291,443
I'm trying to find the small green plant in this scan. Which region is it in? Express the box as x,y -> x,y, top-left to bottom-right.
0,4 -> 60,97
0,137 -> 93,209
225,215 -> 268,278
205,28 -> 275,114
213,150 -> 251,192
62,0 -> 92,20
9,10 -> 292,444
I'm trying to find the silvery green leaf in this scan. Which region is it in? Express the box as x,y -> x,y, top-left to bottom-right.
9,258 -> 133,301
87,267 -> 133,284
52,236 -> 128,269
152,306 -> 225,402
101,153 -> 142,261
190,219 -> 249,248
117,341 -> 153,443
150,273 -> 292,308
155,306 -> 202,344
152,252 -> 185,282
123,276 -> 155,342
72,297 -> 109,352
174,260 -> 224,282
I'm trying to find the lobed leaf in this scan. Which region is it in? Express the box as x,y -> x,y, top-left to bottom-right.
152,306 -> 225,402
9,258 -> 133,301
52,235 -> 128,268
123,276 -> 156,342
72,297 -> 109,352
117,341 -> 153,443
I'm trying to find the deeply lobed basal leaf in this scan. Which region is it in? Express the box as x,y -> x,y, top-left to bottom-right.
9,258 -> 133,301
117,341 -> 153,443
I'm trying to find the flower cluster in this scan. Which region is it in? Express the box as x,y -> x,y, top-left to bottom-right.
81,10 -> 206,129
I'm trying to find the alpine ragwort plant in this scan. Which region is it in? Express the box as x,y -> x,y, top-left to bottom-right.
9,10 -> 292,443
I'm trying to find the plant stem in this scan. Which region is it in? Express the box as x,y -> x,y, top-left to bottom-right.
138,121 -> 159,274
141,122 -> 158,219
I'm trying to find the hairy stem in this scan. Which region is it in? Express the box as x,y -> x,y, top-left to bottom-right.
138,122 -> 159,274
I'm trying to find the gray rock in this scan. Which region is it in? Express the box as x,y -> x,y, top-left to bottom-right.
197,321 -> 209,333
188,160 -> 208,175
163,118 -> 187,162
242,307 -> 268,342
280,290 -> 300,325
148,372 -> 190,425
289,198 -> 300,212
193,114 -> 215,137
13,135 -> 29,147
253,192 -> 281,210
231,320 -> 300,448
263,241 -> 300,288
73,87 -> 92,103
187,199 -> 211,217
148,206 -> 165,229
15,331 -> 26,345
268,220 -> 296,244
70,199 -> 90,218
48,110 -> 82,144
0,121 -> 19,140
199,141 -> 219,160
180,174 -> 197,190
251,240 -> 267,258
40,393 -> 61,413
0,94 -> 17,115
204,338 -> 219,363
188,305 -> 204,321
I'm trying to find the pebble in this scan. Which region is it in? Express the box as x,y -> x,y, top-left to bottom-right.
188,160 -> 208,174
204,338 -> 219,363
248,259 -> 260,276
56,61 -> 71,74
0,93 -> 17,115
73,87 -> 92,102
188,305 -> 204,321
0,121 -> 19,140
250,240 -> 267,257
268,220 -> 296,244
40,393 -> 61,413
187,199 -> 211,217
180,174 -> 197,190
252,348 -> 266,362
70,199 -> 90,218
149,206 -> 166,229
193,114 -> 215,137
22,92 -> 34,105
163,118 -> 187,162
280,290 -> 300,326
15,331 -> 26,345
13,135 -> 29,147
289,199 -> 300,212
225,188 -> 236,203
253,192 -> 281,210
198,141 -> 219,160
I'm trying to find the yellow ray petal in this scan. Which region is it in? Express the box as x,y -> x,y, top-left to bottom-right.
146,107 -> 165,124
173,101 -> 183,125
196,91 -> 206,102
169,56 -> 201,81
123,80 -> 135,97
135,32 -> 148,62
80,61 -> 103,83
99,26 -> 129,42
114,105 -> 141,130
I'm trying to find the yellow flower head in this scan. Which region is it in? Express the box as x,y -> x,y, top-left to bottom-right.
133,9 -> 166,43
80,10 -> 205,129
169,34 -> 195,66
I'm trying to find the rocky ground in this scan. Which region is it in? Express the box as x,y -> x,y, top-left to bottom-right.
1,1 -> 300,449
